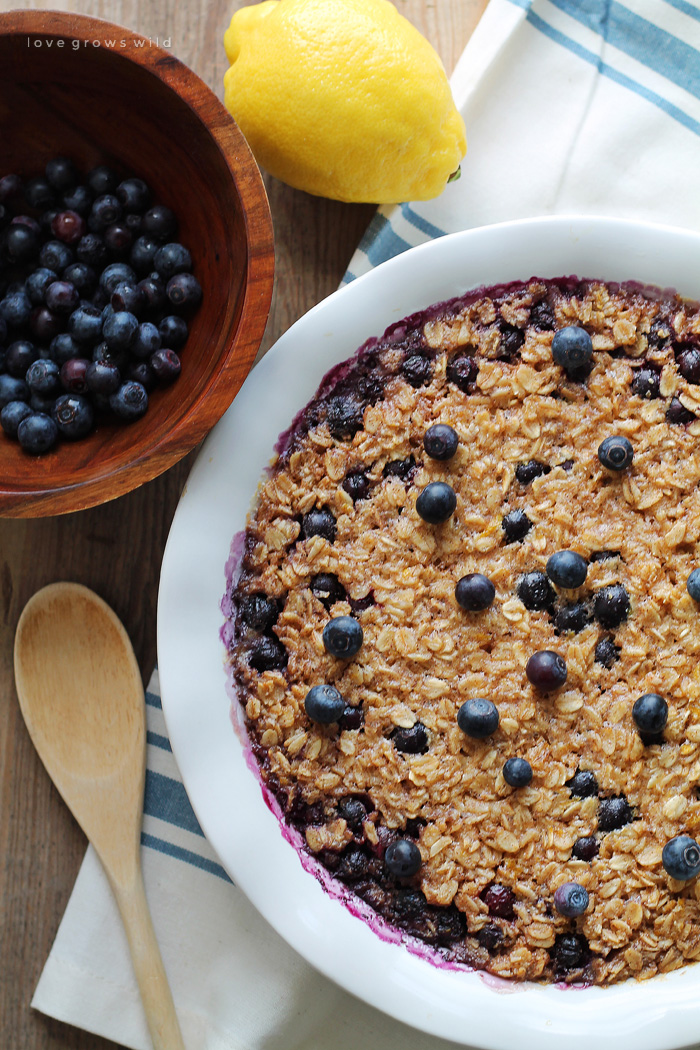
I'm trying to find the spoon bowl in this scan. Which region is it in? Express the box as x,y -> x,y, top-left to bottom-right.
14,582 -> 185,1050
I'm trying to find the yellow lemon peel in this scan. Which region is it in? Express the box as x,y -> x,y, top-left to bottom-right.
223,0 -> 467,203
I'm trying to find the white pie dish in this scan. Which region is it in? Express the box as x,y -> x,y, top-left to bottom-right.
157,215 -> 700,1050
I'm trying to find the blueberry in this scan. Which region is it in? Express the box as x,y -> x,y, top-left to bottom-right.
26,359 -> 60,397
62,184 -> 93,217
166,273 -> 202,311
109,380 -> 148,421
117,178 -> 151,212
526,650 -> 567,691
17,412 -> 57,454
45,280 -> 79,315
666,397 -> 696,425
45,156 -> 77,192
342,471 -> 370,501
128,321 -> 160,360
154,242 -> 192,279
477,924 -> 504,952
0,400 -> 31,437
416,481 -> 457,524
59,358 -> 90,394
598,795 -> 633,831
554,602 -> 590,634
63,262 -> 97,296
133,277 -> 165,318
662,835 -> 700,881
553,881 -> 589,917
150,348 -> 181,384
457,698 -> 499,739
530,299 -> 555,330
402,354 -> 432,387
310,573 -> 346,609
39,240 -> 74,273
481,883 -> 515,918
631,367 -> 660,399
89,194 -> 122,231
687,569 -> 700,602
142,204 -> 177,242
247,635 -> 287,672
589,550 -> 621,563
238,593 -> 279,632
323,615 -> 363,658
0,290 -> 31,328
503,757 -> 532,787
53,393 -> 93,439
103,223 -> 133,257
325,393 -> 365,439
304,684 -> 345,723
502,509 -> 532,543
76,233 -> 109,270
384,838 -> 422,878
546,550 -> 588,589
111,282 -> 146,317
30,305 -> 63,342
391,722 -> 429,755
99,262 -> 136,295
127,361 -> 156,393
130,235 -> 160,275
678,346 -> 700,384
594,584 -> 630,629
3,222 -> 40,263
68,304 -> 103,345
632,693 -> 668,735
50,333 -> 81,366
6,340 -> 38,377
51,210 -> 85,245
455,573 -> 495,611
446,354 -> 478,392
25,267 -> 58,305
515,460 -> 551,484
517,571 -> 556,611
383,456 -> 416,482
498,322 -> 524,358
337,796 -> 369,829
30,392 -> 57,415
552,933 -> 588,973
594,635 -> 621,668
598,435 -> 633,471
25,176 -> 55,211
338,704 -> 364,731
157,314 -> 188,350
301,507 -> 336,542
103,311 -> 138,351
551,326 -> 593,373
572,836 -> 598,861
423,423 -> 458,460
92,340 -> 127,371
87,166 -> 119,196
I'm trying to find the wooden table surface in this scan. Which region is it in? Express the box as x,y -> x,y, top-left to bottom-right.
0,1 -> 487,1046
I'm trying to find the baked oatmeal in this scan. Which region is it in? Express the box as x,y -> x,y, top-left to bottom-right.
224,277 -> 700,985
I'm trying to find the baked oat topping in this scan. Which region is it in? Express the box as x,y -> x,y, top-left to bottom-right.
225,277 -> 700,986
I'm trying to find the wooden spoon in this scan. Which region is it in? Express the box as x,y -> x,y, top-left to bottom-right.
14,582 -> 185,1050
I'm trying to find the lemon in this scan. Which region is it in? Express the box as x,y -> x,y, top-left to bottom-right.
223,0 -> 466,203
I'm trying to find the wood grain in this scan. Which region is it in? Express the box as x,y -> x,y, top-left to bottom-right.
0,0 -> 488,1047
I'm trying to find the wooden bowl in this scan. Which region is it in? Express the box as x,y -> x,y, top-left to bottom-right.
0,11 -> 274,517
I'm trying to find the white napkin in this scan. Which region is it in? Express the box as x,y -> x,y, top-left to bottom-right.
33,2 -> 700,1047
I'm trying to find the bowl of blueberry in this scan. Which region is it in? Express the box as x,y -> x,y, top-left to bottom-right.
0,10 -> 274,516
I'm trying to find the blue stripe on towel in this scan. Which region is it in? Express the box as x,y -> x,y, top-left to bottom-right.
399,204 -> 448,240
517,6 -> 700,136
141,832 -> 232,883
143,768 -> 204,837
357,212 -> 414,267
145,689 -> 162,709
550,0 -> 700,99
146,730 -> 172,752
662,0 -> 700,23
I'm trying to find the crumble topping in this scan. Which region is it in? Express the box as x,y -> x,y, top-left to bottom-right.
225,278 -> 700,985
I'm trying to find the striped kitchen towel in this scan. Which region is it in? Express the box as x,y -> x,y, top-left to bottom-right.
32,1 -> 700,1047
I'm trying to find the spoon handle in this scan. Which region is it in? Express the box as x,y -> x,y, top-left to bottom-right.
111,863 -> 186,1050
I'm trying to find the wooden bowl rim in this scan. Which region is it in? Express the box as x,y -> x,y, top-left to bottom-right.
0,9 -> 274,518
